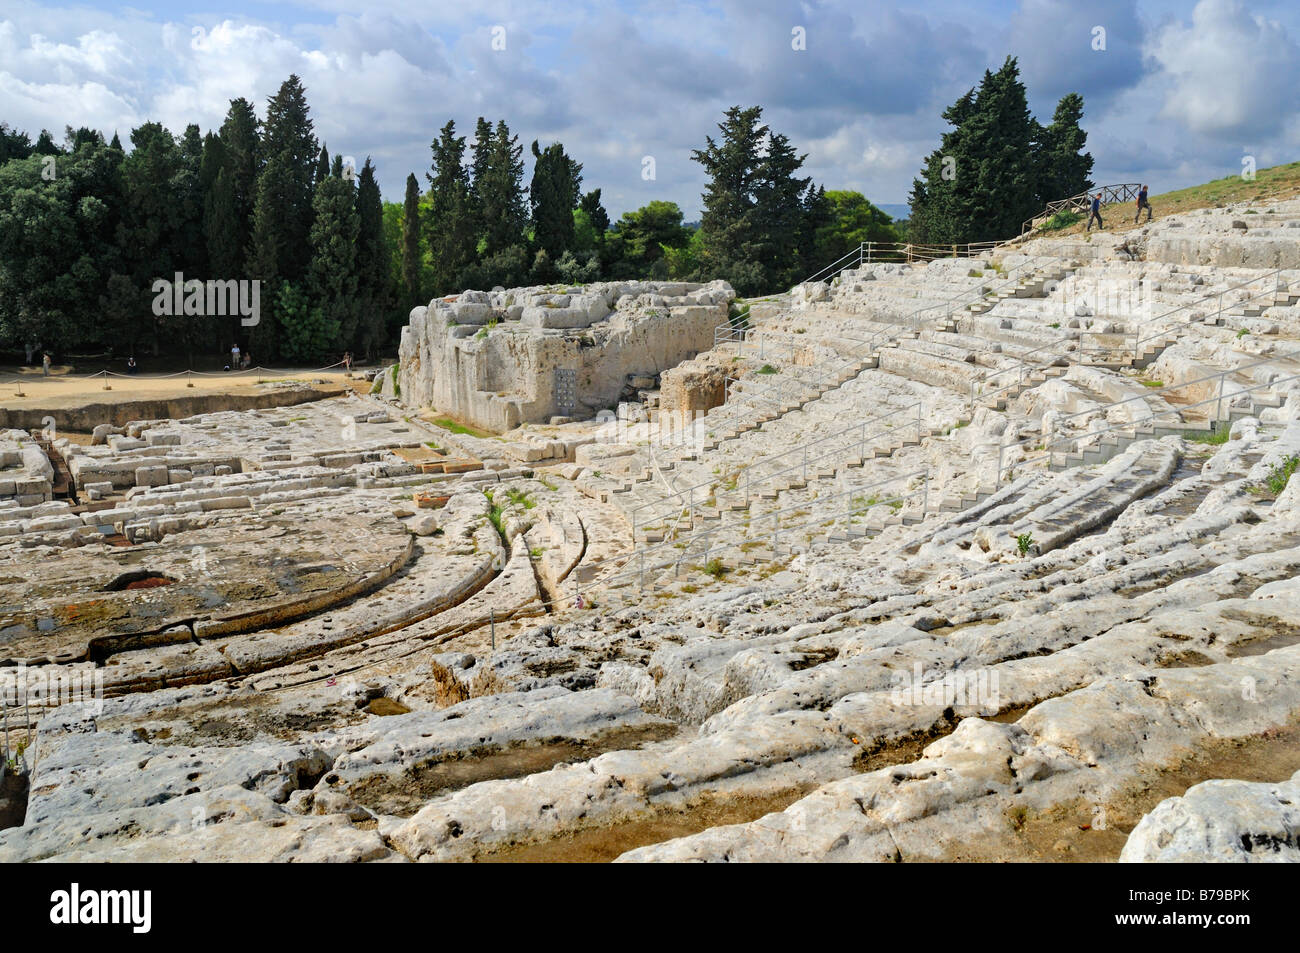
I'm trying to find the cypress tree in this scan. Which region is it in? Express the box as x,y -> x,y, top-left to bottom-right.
248,74 -> 318,357
307,173 -> 360,354
693,106 -> 767,289
355,157 -> 391,357
426,120 -> 476,293
217,97 -> 259,275
480,120 -> 527,258
401,173 -> 422,304
693,105 -> 812,294
529,140 -> 583,260
469,116 -> 493,225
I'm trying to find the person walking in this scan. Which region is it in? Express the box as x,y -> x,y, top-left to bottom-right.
41,352 -> 51,376
1087,193 -> 1104,232
1133,184 -> 1153,224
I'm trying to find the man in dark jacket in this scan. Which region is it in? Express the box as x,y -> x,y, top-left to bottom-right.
1087,193 -> 1104,232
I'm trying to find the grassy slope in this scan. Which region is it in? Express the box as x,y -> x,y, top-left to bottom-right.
1030,160 -> 1300,239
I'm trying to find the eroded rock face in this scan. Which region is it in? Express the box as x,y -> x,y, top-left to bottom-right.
1120,772 -> 1300,863
11,199 -> 1300,865
397,280 -> 734,431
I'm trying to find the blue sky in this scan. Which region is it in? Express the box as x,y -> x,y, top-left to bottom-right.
2,0 -> 1299,221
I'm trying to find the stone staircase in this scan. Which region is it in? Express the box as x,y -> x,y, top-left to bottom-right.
962,260 -> 1081,318
1049,390 -> 1285,470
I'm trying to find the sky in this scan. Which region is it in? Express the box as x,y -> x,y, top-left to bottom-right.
2,0 -> 1299,221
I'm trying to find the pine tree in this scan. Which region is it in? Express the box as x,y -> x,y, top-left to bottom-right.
692,105 -> 811,294
751,130 -> 810,289
426,120 -> 476,293
909,58 -> 1060,243
401,173 -> 422,304
1037,92 -> 1094,204
307,173 -> 360,353
315,145 -> 331,186
529,140 -> 583,260
32,130 -> 61,156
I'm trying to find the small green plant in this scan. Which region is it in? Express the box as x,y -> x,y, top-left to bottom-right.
1016,532 -> 1035,556
1237,328 -> 1251,339
1188,426 -> 1230,445
702,557 -> 728,578
431,417 -> 492,438
757,364 -> 779,374
1141,379 -> 1164,388
475,327 -> 489,339
445,315 -> 458,327
1262,454 -> 1300,495
1048,322 -> 1060,329
484,491 -> 507,540
967,269 -> 984,278
1039,210 -> 1082,232
529,546 -> 545,559
391,363 -> 400,398
505,487 -> 536,509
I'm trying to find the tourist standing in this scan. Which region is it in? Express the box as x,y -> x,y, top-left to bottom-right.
230,343 -> 240,370
42,352 -> 51,376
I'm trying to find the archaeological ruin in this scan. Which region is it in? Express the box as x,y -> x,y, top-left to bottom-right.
5,202 -> 1300,862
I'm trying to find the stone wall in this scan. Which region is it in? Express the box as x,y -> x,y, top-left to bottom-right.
398,280 -> 734,432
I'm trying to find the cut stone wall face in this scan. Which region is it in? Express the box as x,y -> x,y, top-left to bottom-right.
397,280 -> 735,432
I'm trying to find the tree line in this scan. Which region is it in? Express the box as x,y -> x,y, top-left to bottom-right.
0,57 -> 1090,367
0,80 -> 902,365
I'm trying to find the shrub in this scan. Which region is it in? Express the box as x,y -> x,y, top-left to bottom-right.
702,557 -> 728,578
1016,532 -> 1035,556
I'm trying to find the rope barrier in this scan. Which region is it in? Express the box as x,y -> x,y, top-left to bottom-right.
0,359 -> 354,387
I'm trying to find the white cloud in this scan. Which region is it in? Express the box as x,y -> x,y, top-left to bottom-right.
1148,0 -> 1300,137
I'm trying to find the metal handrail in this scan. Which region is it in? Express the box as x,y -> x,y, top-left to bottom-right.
629,399 -> 921,536
742,404 -> 922,503
1127,270 -> 1284,358
971,271 -> 1290,411
599,469 -> 928,591
990,351 -> 1300,483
